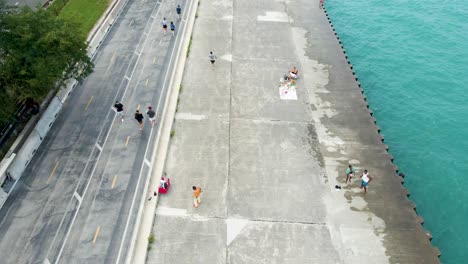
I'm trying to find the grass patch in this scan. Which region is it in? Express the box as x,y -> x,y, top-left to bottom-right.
186,36 -> 192,58
148,233 -> 155,244
52,0 -> 112,37
195,12 -> 198,18
179,84 -> 183,93
170,129 -> 175,138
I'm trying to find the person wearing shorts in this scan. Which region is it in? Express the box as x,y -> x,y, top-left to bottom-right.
135,110 -> 144,131
176,5 -> 182,20
192,186 -> 202,208
345,164 -> 355,184
209,51 -> 217,68
170,21 -> 175,36
360,170 -> 372,193
162,18 -> 167,34
114,101 -> 124,122
146,106 -> 156,127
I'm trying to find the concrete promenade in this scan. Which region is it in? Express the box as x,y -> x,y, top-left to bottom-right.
146,0 -> 440,263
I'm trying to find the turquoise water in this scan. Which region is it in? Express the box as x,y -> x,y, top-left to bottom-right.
325,1 -> 468,263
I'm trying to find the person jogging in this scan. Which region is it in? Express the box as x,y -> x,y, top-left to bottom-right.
162,18 -> 167,34
114,101 -> 124,122
176,5 -> 182,20
134,110 -> 144,131
192,186 -> 202,208
170,21 -> 175,36
146,106 -> 156,127
209,51 -> 217,69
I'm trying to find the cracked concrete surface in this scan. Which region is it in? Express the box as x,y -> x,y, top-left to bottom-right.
146,0 -> 440,263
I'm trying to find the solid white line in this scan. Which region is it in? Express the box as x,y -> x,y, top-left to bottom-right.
122,0 -> 195,262
50,1 -> 164,262
115,128 -> 154,264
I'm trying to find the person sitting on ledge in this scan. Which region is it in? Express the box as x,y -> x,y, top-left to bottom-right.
289,66 -> 299,79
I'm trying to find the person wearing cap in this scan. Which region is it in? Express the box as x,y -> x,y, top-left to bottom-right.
146,106 -> 156,127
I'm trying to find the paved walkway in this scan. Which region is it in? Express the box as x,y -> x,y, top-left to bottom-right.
146,0 -> 440,263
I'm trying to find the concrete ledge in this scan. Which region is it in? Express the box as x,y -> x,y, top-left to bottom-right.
323,5 -> 441,261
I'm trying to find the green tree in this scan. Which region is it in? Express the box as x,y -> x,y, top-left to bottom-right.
0,1 -> 94,123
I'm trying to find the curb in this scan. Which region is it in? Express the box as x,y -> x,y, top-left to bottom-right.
322,6 -> 441,260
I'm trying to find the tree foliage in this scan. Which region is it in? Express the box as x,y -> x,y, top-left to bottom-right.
0,1 -> 94,123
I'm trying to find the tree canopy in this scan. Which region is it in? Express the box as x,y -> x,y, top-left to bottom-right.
0,1 -> 94,123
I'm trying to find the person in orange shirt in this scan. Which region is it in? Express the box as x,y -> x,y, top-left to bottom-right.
192,186 -> 202,208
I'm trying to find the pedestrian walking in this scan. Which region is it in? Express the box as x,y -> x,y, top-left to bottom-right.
192,186 -> 202,208
176,5 -> 182,20
134,110 -> 144,131
360,170 -> 373,193
345,164 -> 355,184
114,101 -> 124,122
170,21 -> 175,36
146,106 -> 156,127
162,18 -> 167,34
209,51 -> 217,69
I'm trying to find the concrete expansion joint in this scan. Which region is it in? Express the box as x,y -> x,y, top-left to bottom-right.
233,116 -> 314,125
192,215 -> 326,227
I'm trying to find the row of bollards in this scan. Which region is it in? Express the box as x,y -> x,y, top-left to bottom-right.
322,6 -> 441,258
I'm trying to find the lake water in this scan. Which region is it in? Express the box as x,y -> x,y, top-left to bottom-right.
325,1 -> 468,263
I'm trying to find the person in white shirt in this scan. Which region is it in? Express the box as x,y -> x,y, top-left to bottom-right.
360,170 -> 373,193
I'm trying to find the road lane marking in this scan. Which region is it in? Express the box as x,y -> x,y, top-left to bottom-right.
47,161 -> 60,183
153,57 -> 156,64
125,136 -> 130,146
145,79 -> 149,86
95,143 -> 103,151
135,51 -> 141,56
144,159 -> 151,167
85,96 -> 93,110
117,0 -> 195,260
112,175 -> 118,189
51,0 -> 166,261
129,19 -> 133,27
93,226 -> 100,244
144,32 -> 149,36
137,104 -> 141,110
74,191 -> 82,203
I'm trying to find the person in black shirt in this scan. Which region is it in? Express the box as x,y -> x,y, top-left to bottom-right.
135,110 -> 144,131
114,101 -> 124,122
176,5 -> 182,20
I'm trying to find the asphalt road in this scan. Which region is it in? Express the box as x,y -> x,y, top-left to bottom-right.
0,0 -> 187,263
